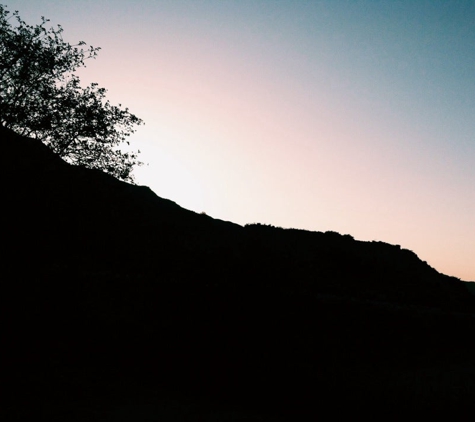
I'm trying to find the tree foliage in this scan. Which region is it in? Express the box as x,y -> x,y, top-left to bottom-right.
0,4 -> 143,182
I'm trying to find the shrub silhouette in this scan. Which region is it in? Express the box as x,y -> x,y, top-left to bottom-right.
0,4 -> 143,182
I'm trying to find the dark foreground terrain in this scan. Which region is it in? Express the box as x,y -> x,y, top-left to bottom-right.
2,126 -> 475,420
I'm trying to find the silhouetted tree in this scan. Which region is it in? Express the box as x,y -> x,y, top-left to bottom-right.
0,4 -> 143,182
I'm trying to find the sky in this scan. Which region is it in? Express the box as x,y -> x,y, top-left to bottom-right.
4,0 -> 475,281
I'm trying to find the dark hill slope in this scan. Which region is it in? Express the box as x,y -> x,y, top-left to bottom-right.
2,126 -> 471,308
2,126 -> 475,420
2,127 -> 241,272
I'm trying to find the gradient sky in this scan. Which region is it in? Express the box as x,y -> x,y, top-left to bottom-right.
5,0 -> 475,281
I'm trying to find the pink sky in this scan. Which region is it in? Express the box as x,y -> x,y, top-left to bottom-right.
6,0 -> 475,281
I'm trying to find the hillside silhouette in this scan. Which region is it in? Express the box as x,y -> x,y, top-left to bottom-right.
3,125 -> 475,420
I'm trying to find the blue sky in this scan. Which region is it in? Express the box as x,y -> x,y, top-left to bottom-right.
4,0 -> 475,280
